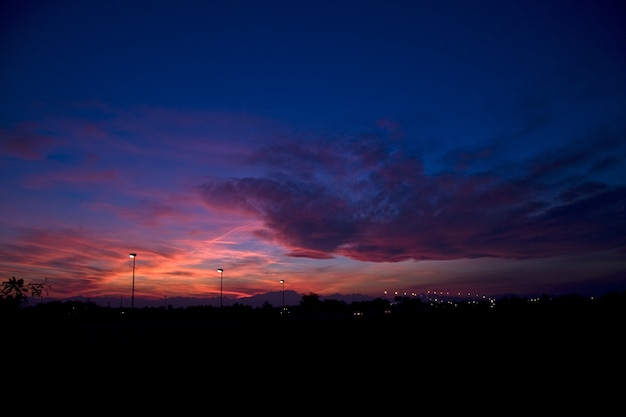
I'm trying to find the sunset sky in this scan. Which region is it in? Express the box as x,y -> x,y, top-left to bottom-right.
1,0 -> 625,305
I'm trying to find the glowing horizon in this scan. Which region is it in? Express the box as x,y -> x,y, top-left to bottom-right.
2,1 -> 625,302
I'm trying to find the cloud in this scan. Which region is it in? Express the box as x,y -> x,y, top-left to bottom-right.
0,122 -> 63,160
198,130 -> 626,263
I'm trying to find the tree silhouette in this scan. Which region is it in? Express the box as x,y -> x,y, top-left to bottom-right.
0,277 -> 50,310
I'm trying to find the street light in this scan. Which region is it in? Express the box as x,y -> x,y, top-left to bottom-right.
217,268 -> 224,308
129,253 -> 137,309
280,279 -> 285,311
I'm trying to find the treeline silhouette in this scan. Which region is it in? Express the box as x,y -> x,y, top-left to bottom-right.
4,290 -> 624,340
6,289 -> 626,320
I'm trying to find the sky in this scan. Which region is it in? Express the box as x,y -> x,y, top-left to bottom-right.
1,0 -> 625,306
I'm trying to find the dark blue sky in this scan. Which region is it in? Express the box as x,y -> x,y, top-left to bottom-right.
1,0 -> 625,302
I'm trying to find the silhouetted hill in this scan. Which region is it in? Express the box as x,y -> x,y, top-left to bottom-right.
33,289 -> 376,308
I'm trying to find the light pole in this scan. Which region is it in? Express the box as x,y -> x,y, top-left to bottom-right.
280,279 -> 285,311
129,253 -> 137,309
217,268 -> 224,308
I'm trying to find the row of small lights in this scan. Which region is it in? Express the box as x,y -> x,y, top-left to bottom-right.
384,290 -> 494,300
384,290 -> 497,308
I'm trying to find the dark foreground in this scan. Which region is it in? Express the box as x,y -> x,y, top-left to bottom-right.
3,294 -> 624,416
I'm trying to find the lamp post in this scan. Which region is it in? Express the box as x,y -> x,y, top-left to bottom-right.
280,279 -> 285,311
217,268 -> 224,308
129,253 -> 137,309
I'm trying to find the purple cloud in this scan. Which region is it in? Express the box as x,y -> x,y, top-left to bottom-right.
198,131 -> 626,263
